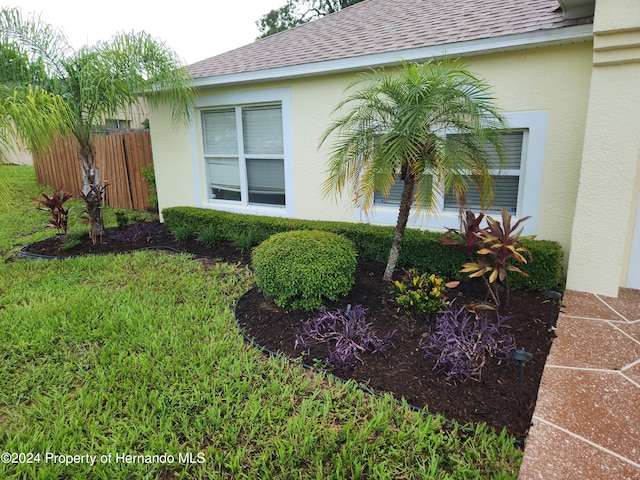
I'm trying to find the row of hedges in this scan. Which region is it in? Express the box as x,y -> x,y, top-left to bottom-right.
162,207 -> 564,291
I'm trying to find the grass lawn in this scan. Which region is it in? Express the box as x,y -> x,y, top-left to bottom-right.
0,166 -> 522,479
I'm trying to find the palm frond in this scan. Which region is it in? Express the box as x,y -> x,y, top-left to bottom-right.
320,57 -> 506,216
0,7 -> 72,80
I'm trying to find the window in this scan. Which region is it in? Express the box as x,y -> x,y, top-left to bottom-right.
356,111 -> 545,234
104,119 -> 131,130
374,131 -> 524,215
442,131 -> 524,214
202,104 -> 285,206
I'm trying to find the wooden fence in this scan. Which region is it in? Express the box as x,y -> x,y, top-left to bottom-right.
34,131 -> 155,211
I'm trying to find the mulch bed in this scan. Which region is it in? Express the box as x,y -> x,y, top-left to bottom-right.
21,220 -> 557,445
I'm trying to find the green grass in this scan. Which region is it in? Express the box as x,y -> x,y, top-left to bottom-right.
0,165 -> 155,259
0,166 -> 53,255
0,166 -> 523,478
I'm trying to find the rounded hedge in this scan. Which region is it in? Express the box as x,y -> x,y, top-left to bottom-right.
252,230 -> 357,311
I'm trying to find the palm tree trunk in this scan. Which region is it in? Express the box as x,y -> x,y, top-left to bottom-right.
383,173 -> 416,282
78,140 -> 104,244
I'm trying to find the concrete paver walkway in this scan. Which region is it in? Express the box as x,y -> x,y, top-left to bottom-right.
518,288 -> 640,479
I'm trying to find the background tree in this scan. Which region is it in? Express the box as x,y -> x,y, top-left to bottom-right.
0,7 -> 194,241
256,0 -> 364,38
0,30 -> 65,205
320,58 -> 507,282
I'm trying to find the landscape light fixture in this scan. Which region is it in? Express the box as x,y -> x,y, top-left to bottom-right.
510,349 -> 533,393
543,291 -> 563,329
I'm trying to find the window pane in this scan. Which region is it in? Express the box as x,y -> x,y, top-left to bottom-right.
444,175 -> 519,214
447,131 -> 523,170
243,105 -> 283,155
500,131 -> 524,170
247,158 -> 285,205
202,109 -> 238,155
374,179 -> 405,205
208,158 -> 241,201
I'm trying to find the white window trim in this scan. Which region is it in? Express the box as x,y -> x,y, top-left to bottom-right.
190,88 -> 294,217
357,111 -> 547,236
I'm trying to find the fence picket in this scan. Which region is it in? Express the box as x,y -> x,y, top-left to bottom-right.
34,131 -> 154,211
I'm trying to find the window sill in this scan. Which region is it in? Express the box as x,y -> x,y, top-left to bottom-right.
202,200 -> 291,218
362,205 -> 535,235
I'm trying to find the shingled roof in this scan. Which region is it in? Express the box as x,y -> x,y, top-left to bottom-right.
190,0 -> 593,82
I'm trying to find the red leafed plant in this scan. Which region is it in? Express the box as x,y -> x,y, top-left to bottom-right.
439,210 -> 485,258
33,189 -> 74,235
460,207 -> 534,306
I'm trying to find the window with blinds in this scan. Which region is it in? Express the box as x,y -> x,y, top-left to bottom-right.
374,179 -> 405,205
443,131 -> 523,213
374,131 -> 524,214
202,104 -> 285,206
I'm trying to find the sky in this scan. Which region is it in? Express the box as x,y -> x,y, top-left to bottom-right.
9,0 -> 286,65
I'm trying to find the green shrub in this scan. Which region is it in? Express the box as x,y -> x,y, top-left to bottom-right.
172,224 -> 196,242
140,164 -> 158,209
130,212 -> 148,224
59,231 -> 85,250
252,230 -> 357,311
162,207 -> 564,291
111,209 -> 154,229
114,209 -> 130,227
509,239 -> 564,291
197,225 -> 221,246
232,230 -> 257,253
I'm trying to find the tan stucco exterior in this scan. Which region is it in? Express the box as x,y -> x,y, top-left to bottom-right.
437,45 -> 593,246
148,0 -> 640,297
149,43 -> 593,250
566,0 -> 640,295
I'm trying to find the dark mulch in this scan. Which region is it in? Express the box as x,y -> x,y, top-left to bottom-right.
23,221 -> 252,266
22,220 -> 557,445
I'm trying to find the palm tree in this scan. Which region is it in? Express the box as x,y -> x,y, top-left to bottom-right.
0,7 -> 194,241
320,58 -> 507,282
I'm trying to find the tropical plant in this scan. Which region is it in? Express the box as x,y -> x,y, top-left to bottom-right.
438,210 -> 485,258
460,207 -> 534,306
419,301 -> 514,383
320,58 -> 507,282
79,181 -> 109,245
0,6 -> 194,243
32,188 -> 73,235
295,304 -> 395,371
391,269 -> 459,317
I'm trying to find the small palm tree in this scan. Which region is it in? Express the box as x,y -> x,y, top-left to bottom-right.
0,7 -> 194,241
320,58 -> 507,281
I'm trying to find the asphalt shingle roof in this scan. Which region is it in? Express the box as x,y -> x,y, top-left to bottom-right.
189,0 -> 592,79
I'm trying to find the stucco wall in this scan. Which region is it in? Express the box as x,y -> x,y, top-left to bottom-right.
147,104 -> 193,215
290,72 -> 365,222
566,0 -> 640,295
290,43 -> 595,239
467,45 -> 592,248
150,41 -> 594,262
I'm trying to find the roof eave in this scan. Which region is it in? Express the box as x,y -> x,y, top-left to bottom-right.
193,23 -> 594,89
